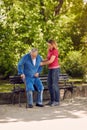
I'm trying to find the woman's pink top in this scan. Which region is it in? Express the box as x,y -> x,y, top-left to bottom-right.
47,48 -> 60,69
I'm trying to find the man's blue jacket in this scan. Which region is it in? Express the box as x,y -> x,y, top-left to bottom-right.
18,53 -> 44,91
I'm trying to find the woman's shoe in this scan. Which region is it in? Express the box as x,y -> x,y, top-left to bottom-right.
50,102 -> 59,107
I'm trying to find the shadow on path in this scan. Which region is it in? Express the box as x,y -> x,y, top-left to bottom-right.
0,97 -> 87,123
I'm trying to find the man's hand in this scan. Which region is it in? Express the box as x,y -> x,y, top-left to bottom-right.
20,74 -> 25,79
40,62 -> 43,66
34,73 -> 39,77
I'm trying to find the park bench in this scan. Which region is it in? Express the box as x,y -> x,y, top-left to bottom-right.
9,74 -> 76,106
9,76 -> 25,106
39,74 -> 76,99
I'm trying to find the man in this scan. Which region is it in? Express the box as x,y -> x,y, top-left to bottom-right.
18,48 -> 44,108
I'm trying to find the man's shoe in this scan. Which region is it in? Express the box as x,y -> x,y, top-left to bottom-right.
36,103 -> 44,107
27,104 -> 33,108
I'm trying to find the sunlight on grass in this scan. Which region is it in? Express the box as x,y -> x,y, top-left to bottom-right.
0,78 -> 83,93
0,80 -> 13,92
0,78 -> 83,92
0,80 -> 25,92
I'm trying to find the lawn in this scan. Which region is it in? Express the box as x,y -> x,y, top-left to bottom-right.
0,79 -> 25,92
0,80 -> 13,92
0,78 -> 83,93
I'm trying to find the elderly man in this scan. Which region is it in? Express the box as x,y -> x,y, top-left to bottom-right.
18,48 -> 44,108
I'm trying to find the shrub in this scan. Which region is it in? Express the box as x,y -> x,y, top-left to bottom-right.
61,51 -> 85,78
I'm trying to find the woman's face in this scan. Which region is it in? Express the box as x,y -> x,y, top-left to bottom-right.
48,43 -> 53,50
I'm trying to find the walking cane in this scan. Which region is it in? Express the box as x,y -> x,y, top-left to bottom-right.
21,76 -> 28,108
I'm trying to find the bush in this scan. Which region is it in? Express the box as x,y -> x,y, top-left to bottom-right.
0,65 -> 17,79
61,51 -> 85,78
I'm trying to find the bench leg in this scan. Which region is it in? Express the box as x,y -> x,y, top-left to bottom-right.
19,91 -> 27,108
12,92 -> 21,107
12,93 -> 16,104
63,88 -> 73,100
63,89 -> 67,100
12,90 -> 27,107
24,91 -> 28,108
19,92 -> 21,107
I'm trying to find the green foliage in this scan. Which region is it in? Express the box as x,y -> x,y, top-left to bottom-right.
0,0 -> 87,78
61,51 -> 85,77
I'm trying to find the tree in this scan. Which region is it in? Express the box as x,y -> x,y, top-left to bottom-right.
0,0 -> 87,77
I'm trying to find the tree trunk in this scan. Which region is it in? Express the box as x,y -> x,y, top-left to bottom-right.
55,0 -> 64,16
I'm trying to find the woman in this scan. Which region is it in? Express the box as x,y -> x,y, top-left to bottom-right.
41,40 -> 60,106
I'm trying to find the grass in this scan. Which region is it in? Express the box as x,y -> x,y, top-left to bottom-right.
0,80 -> 25,92
0,80 -> 13,92
69,78 -> 83,83
0,78 -> 84,93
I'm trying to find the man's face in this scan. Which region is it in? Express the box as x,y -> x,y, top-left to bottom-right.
31,51 -> 38,59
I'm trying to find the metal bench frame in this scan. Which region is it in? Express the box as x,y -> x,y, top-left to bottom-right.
9,74 -> 76,106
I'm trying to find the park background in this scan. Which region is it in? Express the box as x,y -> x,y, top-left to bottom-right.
0,0 -> 87,82
1,2 -> 87,130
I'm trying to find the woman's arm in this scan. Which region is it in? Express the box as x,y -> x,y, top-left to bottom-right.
42,59 -> 48,62
40,55 -> 56,66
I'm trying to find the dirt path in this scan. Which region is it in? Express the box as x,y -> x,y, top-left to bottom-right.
0,97 -> 87,130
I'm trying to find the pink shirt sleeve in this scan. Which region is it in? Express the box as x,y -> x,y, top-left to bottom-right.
52,49 -> 58,57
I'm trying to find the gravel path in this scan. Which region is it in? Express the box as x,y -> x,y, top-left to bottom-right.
0,97 -> 87,130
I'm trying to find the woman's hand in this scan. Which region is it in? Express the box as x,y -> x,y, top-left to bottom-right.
40,56 -> 55,66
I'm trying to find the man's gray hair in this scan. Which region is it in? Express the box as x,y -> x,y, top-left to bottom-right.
30,48 -> 38,53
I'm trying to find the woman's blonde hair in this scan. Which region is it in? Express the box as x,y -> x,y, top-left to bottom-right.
48,40 -> 58,49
